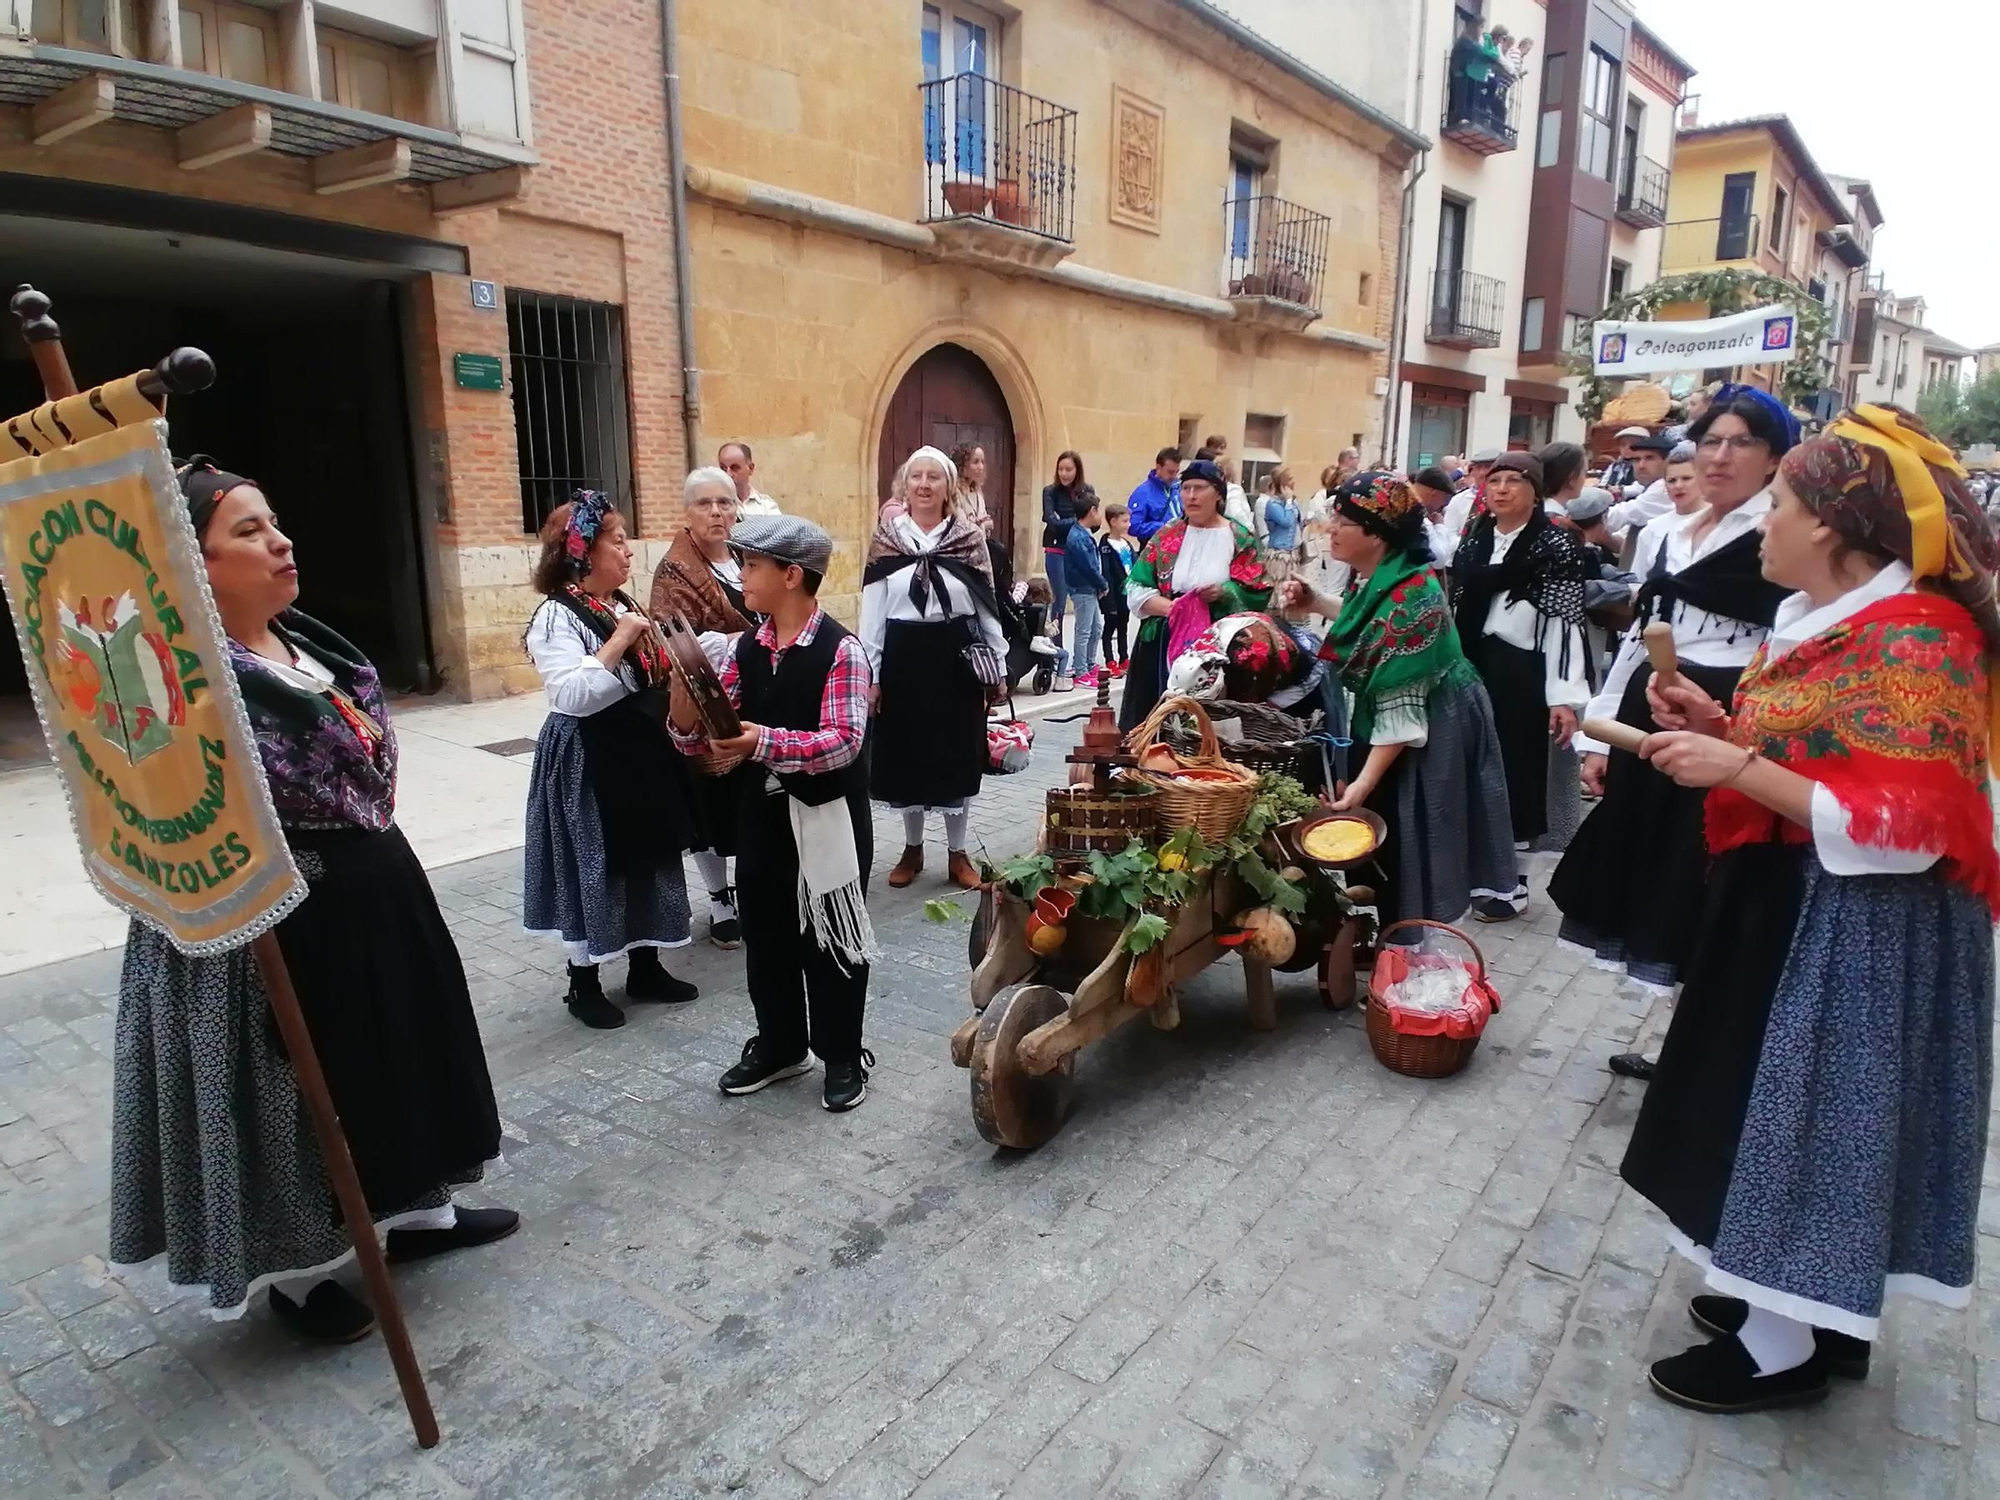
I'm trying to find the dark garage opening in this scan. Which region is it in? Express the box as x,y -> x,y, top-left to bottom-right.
0,216 -> 434,709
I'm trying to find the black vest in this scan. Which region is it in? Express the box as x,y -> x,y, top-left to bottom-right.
735,616 -> 868,808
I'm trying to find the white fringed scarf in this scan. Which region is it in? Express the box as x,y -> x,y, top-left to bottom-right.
789,794 -> 881,972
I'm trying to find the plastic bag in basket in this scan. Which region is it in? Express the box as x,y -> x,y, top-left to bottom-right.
1373,942 -> 1501,1040
986,715 -> 1033,775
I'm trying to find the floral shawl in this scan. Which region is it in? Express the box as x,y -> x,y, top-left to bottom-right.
232,610 -> 395,832
1707,591 -> 2000,914
1126,518 -> 1270,642
1318,549 -> 1474,745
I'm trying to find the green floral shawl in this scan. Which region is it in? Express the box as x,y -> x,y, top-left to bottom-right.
1126,518 -> 1272,642
1319,550 -> 1473,743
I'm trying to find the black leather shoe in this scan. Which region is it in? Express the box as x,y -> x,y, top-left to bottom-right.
708,888 -> 742,950
823,1048 -> 875,1113
719,1037 -> 813,1095
270,1281 -> 374,1344
386,1205 -> 521,1265
1472,896 -> 1520,923
1609,1053 -> 1657,1081
565,963 -> 624,1028
1689,1296 -> 1871,1380
626,948 -> 697,1004
1649,1336 -> 1830,1414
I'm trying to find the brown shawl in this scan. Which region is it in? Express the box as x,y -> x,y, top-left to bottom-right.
650,528 -> 751,635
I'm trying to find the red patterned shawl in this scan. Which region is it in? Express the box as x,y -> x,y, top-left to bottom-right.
1706,591 -> 2000,913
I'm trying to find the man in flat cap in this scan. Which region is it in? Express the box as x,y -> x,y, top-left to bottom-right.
667,514 -> 882,1112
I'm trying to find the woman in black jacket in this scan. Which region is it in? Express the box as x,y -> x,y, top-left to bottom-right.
1041,450 -> 1091,633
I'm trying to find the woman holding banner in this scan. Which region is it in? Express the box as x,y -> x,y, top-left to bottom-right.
110,460 -> 514,1343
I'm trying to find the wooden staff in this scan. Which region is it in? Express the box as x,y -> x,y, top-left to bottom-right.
8,286 -> 440,1450
1643,621 -> 1679,687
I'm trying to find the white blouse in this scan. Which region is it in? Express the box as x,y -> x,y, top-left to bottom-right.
858,513 -> 1008,673
1474,524 -> 1591,712
526,597 -> 642,719
1125,522 -> 1236,614
1761,562 -> 1938,877
1575,489 -> 1775,755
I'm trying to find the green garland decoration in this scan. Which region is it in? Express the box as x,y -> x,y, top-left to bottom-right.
1565,269 -> 1832,424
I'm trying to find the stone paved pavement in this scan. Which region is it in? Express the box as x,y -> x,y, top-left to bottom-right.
1,750 -> 1998,1498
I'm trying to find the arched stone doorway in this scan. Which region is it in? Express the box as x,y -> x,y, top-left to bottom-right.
876,342 -> 1016,541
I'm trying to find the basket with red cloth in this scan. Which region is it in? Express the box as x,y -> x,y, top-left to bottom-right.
1364,919 -> 1501,1079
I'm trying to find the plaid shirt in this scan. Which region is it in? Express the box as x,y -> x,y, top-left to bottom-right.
668,609 -> 871,775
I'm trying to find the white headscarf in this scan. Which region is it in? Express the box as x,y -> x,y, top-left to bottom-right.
893,445 -> 958,504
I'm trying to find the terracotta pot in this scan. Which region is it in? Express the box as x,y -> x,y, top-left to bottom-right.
1033,888 -> 1077,926
991,177 -> 1032,225
941,180 -> 991,216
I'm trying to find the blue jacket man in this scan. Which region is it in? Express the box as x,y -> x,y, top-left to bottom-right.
1126,447 -> 1183,543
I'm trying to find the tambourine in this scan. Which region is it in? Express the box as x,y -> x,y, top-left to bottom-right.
659,609 -> 743,742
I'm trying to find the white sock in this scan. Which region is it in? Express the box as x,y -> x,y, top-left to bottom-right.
902,807 -> 927,846
693,849 -> 729,893
1737,1304 -> 1814,1375
944,807 -> 970,851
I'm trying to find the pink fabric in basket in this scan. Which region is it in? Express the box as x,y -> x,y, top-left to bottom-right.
1372,950 -> 1501,1040
1166,592 -> 1214,667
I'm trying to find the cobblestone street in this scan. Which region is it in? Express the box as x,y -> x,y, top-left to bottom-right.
1,748 -> 1997,1499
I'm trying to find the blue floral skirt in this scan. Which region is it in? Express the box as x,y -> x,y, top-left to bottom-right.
1624,845 -> 1995,1339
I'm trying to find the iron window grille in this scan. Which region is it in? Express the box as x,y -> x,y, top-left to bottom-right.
506,290 -> 636,534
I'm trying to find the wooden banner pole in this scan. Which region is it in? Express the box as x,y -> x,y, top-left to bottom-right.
7,285 -> 440,1450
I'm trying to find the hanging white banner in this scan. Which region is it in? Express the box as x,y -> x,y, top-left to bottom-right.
1593,304 -> 1799,376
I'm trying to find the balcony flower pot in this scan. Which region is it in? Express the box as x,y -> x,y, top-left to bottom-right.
1231,273 -> 1269,297
942,180 -> 992,217
991,177 -> 1033,226
1269,268 -> 1313,306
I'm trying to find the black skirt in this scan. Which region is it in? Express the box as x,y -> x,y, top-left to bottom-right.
275,826 -> 503,1213
1463,633 -> 1548,844
1549,661 -> 1746,989
1118,620 -> 1168,733
871,618 -> 986,808
1620,843 -> 1809,1248
680,753 -> 756,859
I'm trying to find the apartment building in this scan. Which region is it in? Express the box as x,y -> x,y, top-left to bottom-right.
1,0 -> 686,700
676,0 -> 1422,592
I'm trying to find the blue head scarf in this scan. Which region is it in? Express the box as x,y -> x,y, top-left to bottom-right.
1708,383 -> 1802,454
563,488 -> 616,574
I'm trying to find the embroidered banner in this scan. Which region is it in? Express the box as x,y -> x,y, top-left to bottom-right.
0,417 -> 304,953
1593,304 -> 1799,377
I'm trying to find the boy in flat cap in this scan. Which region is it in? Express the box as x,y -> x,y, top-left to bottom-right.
667,515 -> 881,1111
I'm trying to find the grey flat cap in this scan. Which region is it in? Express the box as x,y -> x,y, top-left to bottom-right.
732,513 -> 833,575
1468,447 -> 1503,465
1566,486 -> 1613,522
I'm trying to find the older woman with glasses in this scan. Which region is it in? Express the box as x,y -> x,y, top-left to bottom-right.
652,466 -> 758,946
1553,388 -> 1796,1032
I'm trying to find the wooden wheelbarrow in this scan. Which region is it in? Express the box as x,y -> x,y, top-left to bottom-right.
948,871 -> 1279,1150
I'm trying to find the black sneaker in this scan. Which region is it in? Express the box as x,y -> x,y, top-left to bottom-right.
270,1281 -> 374,1344
1472,896 -> 1521,924
1609,1053 -> 1658,1081
565,964 -> 625,1029
1688,1296 -> 1871,1380
626,948 -> 698,1004
718,1037 -> 813,1095
708,888 -> 742,950
1648,1335 -> 1830,1414
386,1206 -> 522,1265
823,1048 -> 875,1113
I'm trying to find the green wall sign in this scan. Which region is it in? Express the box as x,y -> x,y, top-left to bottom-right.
453,353 -> 505,392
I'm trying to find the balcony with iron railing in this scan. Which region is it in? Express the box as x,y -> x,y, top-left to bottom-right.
1439,51 -> 1520,155
920,72 -> 1077,270
1221,196 -> 1331,329
1616,156 -> 1669,229
1426,267 -> 1504,350
1662,214 -> 1761,270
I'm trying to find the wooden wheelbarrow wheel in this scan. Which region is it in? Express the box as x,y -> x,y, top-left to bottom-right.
970,984 -> 1074,1150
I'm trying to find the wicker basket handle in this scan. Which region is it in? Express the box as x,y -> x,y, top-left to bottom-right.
1127,692 -> 1220,763
1377,918 -> 1486,980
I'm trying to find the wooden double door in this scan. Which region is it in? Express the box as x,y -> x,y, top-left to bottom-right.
877,342 -> 1016,544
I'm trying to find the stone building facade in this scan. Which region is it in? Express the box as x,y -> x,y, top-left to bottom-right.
676,0 -> 1424,607
1,0 -> 685,701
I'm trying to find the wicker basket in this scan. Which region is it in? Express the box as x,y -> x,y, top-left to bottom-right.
1045,785 -> 1160,854
1163,699 -> 1313,779
1364,919 -> 1490,1079
1126,694 -> 1260,843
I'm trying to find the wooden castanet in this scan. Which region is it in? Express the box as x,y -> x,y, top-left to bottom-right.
1643,622 -> 1679,682
1582,717 -> 1649,755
